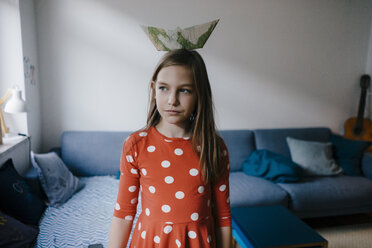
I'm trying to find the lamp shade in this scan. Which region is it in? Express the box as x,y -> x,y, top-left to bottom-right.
4,88 -> 27,113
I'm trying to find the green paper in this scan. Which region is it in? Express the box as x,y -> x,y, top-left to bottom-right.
141,19 -> 219,51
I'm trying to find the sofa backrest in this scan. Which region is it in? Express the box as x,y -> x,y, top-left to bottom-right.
253,127 -> 331,158
219,130 -> 255,172
61,131 -> 131,176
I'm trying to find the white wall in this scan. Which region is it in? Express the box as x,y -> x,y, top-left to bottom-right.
19,0 -> 42,152
34,0 -> 372,151
0,0 -> 28,136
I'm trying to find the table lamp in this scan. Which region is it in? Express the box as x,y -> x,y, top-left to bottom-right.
0,86 -> 27,144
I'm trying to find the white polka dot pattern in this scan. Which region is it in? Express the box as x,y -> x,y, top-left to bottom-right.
164,225 -> 172,234
154,236 -> 160,243
219,184 -> 227,192
164,176 -> 174,184
139,132 -> 147,137
125,215 -> 133,221
161,160 -> 171,168
115,127 -> 232,246
149,186 -> 156,193
126,155 -> 134,163
147,145 -> 156,152
128,186 -> 136,192
188,231 -> 197,239
175,191 -> 185,199
190,213 -> 199,221
189,169 -> 199,176
198,186 -> 205,193
174,148 -> 183,155
161,205 -> 171,213
176,239 -> 181,247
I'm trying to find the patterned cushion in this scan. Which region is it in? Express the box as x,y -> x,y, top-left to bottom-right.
30,151 -> 85,207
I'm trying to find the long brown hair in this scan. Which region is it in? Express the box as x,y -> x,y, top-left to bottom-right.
146,49 -> 227,184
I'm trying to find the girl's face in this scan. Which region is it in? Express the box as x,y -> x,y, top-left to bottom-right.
152,65 -> 197,129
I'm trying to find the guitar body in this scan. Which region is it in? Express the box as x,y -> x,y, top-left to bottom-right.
344,118 -> 372,152
343,74 -> 372,153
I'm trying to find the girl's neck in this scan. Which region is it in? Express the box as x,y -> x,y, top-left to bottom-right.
155,120 -> 191,138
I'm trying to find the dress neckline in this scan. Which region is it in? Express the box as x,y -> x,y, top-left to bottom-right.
152,126 -> 191,142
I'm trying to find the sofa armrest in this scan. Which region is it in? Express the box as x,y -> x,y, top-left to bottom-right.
362,152 -> 372,179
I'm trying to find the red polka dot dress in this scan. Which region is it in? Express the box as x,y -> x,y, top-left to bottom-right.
113,126 -> 232,248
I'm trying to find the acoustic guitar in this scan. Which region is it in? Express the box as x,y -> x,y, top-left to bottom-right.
344,74 -> 372,152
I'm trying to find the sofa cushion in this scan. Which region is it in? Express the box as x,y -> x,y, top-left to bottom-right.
0,159 -> 45,225
361,152 -> 372,180
220,130 -> 255,171
0,211 -> 39,247
62,131 -> 132,176
242,149 -> 302,183
330,134 -> 371,176
229,172 -> 289,208
286,137 -> 343,176
278,176 -> 372,218
254,127 -> 331,158
30,151 -> 85,207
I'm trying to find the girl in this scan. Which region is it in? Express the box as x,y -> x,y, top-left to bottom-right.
109,49 -> 232,248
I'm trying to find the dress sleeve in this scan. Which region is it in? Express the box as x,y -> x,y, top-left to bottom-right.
211,139 -> 232,227
113,135 -> 140,222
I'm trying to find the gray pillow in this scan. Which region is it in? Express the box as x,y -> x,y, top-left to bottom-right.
286,137 -> 343,176
30,151 -> 85,207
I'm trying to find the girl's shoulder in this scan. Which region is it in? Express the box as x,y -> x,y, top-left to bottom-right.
123,128 -> 151,151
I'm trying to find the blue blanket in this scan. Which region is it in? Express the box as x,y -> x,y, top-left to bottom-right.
242,150 -> 302,183
35,176 -> 141,248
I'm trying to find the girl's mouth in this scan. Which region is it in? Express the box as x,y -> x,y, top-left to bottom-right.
166,110 -> 181,115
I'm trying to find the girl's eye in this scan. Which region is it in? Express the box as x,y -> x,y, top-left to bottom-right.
158,86 -> 167,91
180,89 -> 191,94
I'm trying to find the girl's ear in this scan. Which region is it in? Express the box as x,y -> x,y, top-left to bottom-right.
150,81 -> 156,90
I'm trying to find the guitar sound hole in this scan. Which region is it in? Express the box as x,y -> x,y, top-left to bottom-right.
354,127 -> 364,136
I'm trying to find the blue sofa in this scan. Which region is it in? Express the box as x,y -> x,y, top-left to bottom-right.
32,127 -> 372,247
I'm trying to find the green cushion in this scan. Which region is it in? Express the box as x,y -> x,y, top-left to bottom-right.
330,134 -> 371,176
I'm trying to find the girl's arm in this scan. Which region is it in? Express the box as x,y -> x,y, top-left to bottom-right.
213,139 -> 233,247
108,216 -> 132,248
110,135 -> 140,247
216,226 -> 232,248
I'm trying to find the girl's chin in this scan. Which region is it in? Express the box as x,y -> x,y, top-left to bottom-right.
159,116 -> 189,126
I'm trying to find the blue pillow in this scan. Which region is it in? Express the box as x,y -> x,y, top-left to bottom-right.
30,151 -> 85,207
0,159 -> 45,225
0,211 -> 38,247
242,150 -> 302,183
330,134 -> 371,176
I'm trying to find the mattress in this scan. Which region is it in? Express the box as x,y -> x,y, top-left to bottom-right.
35,176 -> 141,248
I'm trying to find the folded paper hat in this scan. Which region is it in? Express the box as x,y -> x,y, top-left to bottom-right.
141,19 -> 219,51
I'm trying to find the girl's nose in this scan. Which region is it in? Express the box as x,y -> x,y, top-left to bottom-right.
168,92 -> 179,106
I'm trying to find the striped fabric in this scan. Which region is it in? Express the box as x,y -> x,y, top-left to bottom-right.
35,176 -> 141,248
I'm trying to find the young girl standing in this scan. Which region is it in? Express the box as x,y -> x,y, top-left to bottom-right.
109,49 -> 232,248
